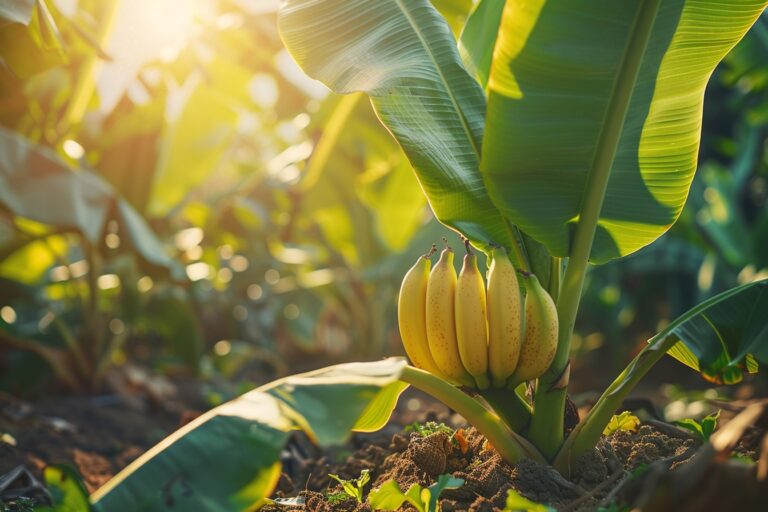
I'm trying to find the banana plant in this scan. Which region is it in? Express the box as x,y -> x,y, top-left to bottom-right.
278,0 -> 768,456
83,0 -> 768,509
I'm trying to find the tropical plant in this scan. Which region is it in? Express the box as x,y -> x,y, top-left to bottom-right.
368,473 -> 464,512
328,469 -> 371,503
25,0 -> 768,510
0,0 -> 442,392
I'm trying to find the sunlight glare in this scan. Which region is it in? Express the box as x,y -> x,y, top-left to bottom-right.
98,0 -> 215,113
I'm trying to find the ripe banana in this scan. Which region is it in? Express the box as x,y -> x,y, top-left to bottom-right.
398,254 -> 447,379
426,246 -> 475,388
511,273 -> 558,383
455,249 -> 490,389
486,247 -> 523,387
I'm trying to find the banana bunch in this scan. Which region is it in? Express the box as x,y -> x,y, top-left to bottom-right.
398,241 -> 558,389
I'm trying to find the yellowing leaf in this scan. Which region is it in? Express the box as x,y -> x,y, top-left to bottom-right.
603,411 -> 640,436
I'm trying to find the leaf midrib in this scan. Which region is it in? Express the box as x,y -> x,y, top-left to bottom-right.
551,0 -> 662,372
393,0 -> 481,157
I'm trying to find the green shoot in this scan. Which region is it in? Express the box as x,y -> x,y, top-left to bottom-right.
405,421 -> 454,438
503,489 -> 555,512
328,469 -> 371,503
368,473 -> 464,512
674,410 -> 720,441
602,411 -> 640,436
0,498 -> 35,512
325,491 -> 350,505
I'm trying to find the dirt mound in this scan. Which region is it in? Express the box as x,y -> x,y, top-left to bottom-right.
264,421 -> 702,511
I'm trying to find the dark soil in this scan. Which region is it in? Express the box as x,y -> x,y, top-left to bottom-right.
264,419 -> 701,512
3,381 -> 766,511
0,391 -> 190,493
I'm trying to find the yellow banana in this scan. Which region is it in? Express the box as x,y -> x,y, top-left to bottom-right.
511,273 -> 558,383
455,249 -> 490,389
486,247 -> 523,387
398,253 -> 447,378
426,246 -> 475,388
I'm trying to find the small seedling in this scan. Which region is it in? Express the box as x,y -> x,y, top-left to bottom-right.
502,489 -> 555,512
327,469 -> 371,503
325,491 -> 350,505
405,421 -> 454,438
368,473 -> 463,512
1,498 -> 35,512
602,411 -> 640,436
675,410 -> 720,441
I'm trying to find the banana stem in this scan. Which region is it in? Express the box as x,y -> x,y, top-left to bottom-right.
527,0 -> 661,461
399,366 -> 544,464
479,387 -> 532,433
552,334 -> 677,474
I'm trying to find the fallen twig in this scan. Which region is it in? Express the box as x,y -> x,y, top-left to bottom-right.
560,469 -> 624,511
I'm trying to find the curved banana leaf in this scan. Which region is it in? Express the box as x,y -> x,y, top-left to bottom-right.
278,0 -> 516,256
666,279 -> 768,384
558,278 -> 768,468
0,127 -> 178,273
482,0 -> 768,263
91,358 -> 409,511
458,0 -> 504,89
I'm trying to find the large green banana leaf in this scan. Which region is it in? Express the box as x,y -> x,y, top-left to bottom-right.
558,278 -> 768,467
666,279 -> 768,384
91,358 -> 408,511
482,0 -> 767,263
0,127 -> 178,273
278,0 -> 519,258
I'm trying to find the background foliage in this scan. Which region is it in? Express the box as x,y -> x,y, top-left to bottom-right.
0,0 -> 765,399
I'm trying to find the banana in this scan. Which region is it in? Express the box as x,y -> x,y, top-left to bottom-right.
455,248 -> 490,389
486,247 -> 523,387
511,273 -> 558,383
398,253 -> 447,378
426,246 -> 475,388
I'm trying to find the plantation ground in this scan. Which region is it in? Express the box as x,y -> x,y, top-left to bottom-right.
2,374 -> 766,511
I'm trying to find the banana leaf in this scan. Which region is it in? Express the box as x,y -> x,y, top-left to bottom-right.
91,358 -> 409,511
482,0 -> 767,263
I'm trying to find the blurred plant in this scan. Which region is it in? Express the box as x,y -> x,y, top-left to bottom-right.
675,410 -> 721,442
368,473 -> 464,512
0,0 -> 448,393
328,469 -> 371,504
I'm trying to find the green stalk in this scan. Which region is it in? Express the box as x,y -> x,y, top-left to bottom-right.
528,0 -> 661,460
504,219 -> 531,273
400,366 -> 544,464
552,334 -> 677,474
479,386 -> 532,433
548,257 -> 561,303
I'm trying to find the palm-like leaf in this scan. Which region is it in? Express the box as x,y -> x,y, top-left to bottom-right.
91,359 -> 409,511
557,278 -> 768,469
278,0 -> 528,262
666,279 -> 768,384
482,0 -> 767,263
